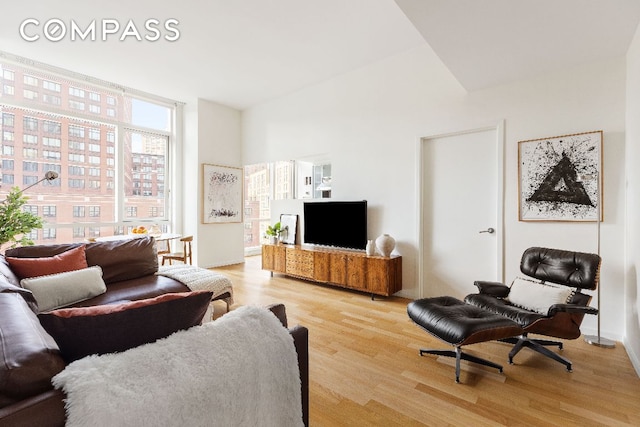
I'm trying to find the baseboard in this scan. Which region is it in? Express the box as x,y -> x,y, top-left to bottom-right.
622,337 -> 640,378
204,258 -> 245,269
394,289 -> 416,300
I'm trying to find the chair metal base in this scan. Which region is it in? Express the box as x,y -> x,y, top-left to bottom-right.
419,347 -> 503,383
501,334 -> 572,372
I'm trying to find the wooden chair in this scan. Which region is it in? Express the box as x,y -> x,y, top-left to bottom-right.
161,235 -> 193,265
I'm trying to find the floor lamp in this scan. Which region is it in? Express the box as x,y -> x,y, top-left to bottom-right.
1,171 -> 59,203
577,171 -> 616,348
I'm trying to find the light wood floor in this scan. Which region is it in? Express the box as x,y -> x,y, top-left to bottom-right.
211,256 -> 640,427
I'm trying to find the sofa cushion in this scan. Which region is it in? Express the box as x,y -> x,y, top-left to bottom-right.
506,277 -> 574,315
38,290 -> 213,363
5,237 -> 158,284
5,245 -> 88,280
0,292 -> 65,408
20,266 -> 107,313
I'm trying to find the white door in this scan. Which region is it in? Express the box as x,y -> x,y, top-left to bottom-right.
420,126 -> 503,299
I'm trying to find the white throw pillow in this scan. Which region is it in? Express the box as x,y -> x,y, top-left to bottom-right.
21,266 -> 107,313
506,276 -> 573,315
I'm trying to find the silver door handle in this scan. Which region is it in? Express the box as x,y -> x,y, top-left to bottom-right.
479,228 -> 495,234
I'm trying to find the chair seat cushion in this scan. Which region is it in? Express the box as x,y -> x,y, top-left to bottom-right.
464,293 -> 545,327
407,296 -> 522,346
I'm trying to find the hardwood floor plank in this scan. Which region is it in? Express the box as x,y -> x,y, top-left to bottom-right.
212,256 -> 640,426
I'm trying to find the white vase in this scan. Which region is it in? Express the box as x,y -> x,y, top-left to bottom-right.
375,234 -> 395,257
365,240 -> 375,256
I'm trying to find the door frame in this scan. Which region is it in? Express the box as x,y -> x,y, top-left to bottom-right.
415,120 -> 506,299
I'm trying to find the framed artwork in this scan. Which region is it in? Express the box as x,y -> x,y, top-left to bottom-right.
279,214 -> 298,245
518,130 -> 603,222
202,164 -> 243,224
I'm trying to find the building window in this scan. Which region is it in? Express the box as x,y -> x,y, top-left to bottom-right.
23,134 -> 37,144
43,228 -> 56,239
3,131 -> 14,141
69,179 -> 85,188
72,227 -> 85,238
23,161 -> 38,172
43,206 -> 57,217
23,117 -> 38,131
23,176 -> 38,186
88,206 -> 100,217
73,206 -> 85,217
23,205 -> 38,215
2,174 -> 14,184
43,120 -> 61,134
43,80 -> 61,92
43,137 -> 61,147
2,160 -> 14,170
2,113 -> 15,126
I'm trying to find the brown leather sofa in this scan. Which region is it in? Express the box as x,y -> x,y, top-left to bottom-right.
0,238 -> 309,426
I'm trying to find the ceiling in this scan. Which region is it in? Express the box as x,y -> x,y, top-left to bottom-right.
1,1 -> 639,110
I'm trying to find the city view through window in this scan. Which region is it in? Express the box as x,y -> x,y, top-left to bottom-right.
243,161 -> 331,253
0,56 -> 174,248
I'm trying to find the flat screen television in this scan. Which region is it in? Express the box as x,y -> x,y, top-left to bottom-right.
303,200 -> 367,250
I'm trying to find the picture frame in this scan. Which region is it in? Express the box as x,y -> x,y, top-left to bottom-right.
202,164 -> 243,224
279,214 -> 298,245
518,130 -> 603,222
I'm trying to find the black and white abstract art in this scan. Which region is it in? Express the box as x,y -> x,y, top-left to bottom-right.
518,131 -> 603,221
202,164 -> 243,224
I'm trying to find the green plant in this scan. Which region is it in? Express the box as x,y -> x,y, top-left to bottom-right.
265,222 -> 282,237
0,187 -> 44,249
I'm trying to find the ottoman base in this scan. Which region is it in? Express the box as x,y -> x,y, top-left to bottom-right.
419,347 -> 503,383
408,296 -> 524,383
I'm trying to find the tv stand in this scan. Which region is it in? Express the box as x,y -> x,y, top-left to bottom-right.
261,244 -> 402,298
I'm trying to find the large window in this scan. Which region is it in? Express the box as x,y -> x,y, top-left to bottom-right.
243,160 -> 332,254
0,54 -> 177,245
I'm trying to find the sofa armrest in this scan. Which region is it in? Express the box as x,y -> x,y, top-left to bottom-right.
267,303 -> 308,427
267,303 -> 288,328
0,389 -> 66,427
547,303 -> 598,317
290,325 -> 309,427
473,281 -> 510,298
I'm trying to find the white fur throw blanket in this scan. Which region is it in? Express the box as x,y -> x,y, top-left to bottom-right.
156,265 -> 234,306
52,306 -> 303,427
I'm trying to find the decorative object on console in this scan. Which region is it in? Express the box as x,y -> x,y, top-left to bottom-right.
366,240 -> 375,256
279,214 -> 297,245
266,221 -> 284,244
375,234 -> 395,257
518,130 -> 602,221
202,163 -> 243,224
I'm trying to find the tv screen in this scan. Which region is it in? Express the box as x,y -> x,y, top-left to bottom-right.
303,201 -> 367,250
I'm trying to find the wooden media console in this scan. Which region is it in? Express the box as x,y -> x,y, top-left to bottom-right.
262,244 -> 402,298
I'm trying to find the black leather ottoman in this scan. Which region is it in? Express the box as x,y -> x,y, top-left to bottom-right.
407,296 -> 523,383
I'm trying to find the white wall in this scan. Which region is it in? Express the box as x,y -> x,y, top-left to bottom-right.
625,24 -> 640,374
242,44 -> 627,341
183,99 -> 244,268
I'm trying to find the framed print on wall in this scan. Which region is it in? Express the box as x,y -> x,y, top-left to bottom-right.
518,130 -> 603,222
202,164 -> 243,224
